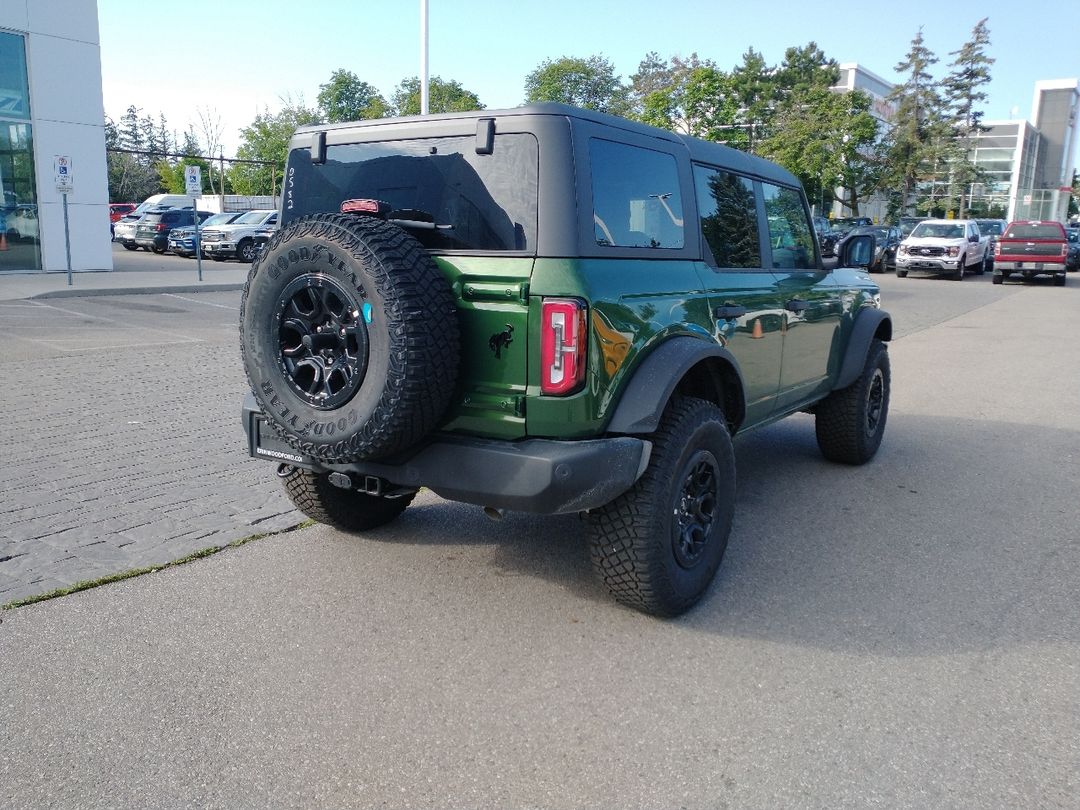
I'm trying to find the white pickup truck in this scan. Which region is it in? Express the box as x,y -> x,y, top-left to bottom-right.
895,218 -> 990,280
200,209 -> 279,263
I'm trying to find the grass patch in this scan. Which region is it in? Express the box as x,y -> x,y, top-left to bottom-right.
1,519 -> 316,611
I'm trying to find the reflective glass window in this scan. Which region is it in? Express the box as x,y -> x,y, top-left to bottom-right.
693,164 -> 761,268
590,138 -> 684,249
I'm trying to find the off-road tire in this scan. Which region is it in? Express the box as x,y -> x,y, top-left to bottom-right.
815,339 -> 890,465
585,397 -> 735,618
1054,274 -> 1066,287
241,213 -> 459,464
280,467 -> 415,531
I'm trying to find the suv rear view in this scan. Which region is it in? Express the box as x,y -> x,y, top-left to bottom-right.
239,104 -> 891,616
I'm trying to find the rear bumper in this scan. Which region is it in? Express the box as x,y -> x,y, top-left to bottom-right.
242,394 -> 650,514
994,260 -> 1065,274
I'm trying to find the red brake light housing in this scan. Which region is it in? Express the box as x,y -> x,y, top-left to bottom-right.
540,298 -> 587,396
341,198 -> 392,216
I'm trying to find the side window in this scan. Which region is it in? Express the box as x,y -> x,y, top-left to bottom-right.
693,164 -> 761,268
590,138 -> 684,249
761,183 -> 816,269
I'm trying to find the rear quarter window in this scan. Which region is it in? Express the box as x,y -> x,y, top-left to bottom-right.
590,138 -> 684,249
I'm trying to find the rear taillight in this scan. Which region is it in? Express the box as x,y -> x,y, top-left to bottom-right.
155,223 -> 166,232
1061,243 -> 1068,258
540,298 -> 587,396
994,242 -> 1001,257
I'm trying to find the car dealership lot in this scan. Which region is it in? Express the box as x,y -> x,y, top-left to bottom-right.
1,273 -> 1078,806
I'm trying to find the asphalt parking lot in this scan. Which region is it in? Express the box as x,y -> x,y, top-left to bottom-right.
1,270 -> 1078,807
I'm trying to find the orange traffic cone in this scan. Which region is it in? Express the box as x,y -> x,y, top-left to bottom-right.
0,232 -> 7,251
751,318 -> 763,339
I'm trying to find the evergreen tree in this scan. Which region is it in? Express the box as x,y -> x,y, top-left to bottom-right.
942,18 -> 994,217
881,28 -> 941,216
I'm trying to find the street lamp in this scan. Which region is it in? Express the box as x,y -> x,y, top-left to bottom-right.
420,0 -> 429,115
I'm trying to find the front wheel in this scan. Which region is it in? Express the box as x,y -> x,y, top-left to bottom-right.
1054,274 -> 1066,287
151,245 -> 166,255
280,467 -> 415,532
974,254 -> 986,275
815,339 -> 890,465
237,238 -> 257,263
586,397 -> 735,618
955,259 -> 965,281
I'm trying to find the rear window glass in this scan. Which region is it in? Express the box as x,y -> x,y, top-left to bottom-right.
975,220 -> 1005,236
284,134 -> 538,252
1003,222 -> 1065,240
590,138 -> 684,249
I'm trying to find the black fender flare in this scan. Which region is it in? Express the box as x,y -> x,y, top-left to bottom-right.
834,308 -> 893,390
606,336 -> 746,434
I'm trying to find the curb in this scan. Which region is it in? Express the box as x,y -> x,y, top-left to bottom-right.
30,283 -> 246,300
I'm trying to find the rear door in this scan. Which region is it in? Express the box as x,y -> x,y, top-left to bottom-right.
691,163 -> 785,426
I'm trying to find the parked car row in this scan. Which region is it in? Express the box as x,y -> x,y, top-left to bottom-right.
112,195 -> 279,262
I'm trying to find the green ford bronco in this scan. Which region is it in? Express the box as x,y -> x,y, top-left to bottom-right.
240,103 -> 892,617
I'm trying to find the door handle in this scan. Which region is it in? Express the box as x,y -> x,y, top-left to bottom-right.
713,305 -> 748,320
785,299 -> 810,314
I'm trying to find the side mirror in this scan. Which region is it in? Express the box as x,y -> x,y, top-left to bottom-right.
839,233 -> 875,268
969,234 -> 978,243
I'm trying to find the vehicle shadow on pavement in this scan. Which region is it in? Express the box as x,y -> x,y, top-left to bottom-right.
352,411 -> 1078,655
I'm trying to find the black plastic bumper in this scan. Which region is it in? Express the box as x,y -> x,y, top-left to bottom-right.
243,394 -> 650,515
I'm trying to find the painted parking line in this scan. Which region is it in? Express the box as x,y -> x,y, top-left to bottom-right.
161,293 -> 240,311
27,300 -> 204,343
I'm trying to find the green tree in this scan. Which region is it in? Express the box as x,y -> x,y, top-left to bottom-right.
942,18 -> 994,217
728,47 -> 776,150
108,109 -> 162,201
628,52 -> 715,131
880,28 -> 941,217
317,69 -> 389,122
391,76 -> 483,116
761,87 -> 880,214
523,55 -> 630,115
229,101 -> 318,196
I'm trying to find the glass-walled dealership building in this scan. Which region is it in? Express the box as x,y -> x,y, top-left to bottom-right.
0,1 -> 110,273
833,67 -> 1078,224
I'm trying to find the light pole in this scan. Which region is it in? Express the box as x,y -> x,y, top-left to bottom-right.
420,0 -> 429,115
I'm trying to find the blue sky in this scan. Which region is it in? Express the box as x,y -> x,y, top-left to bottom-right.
98,0 -> 1080,155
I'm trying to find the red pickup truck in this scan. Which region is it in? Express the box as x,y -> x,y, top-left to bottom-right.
992,221 -> 1068,286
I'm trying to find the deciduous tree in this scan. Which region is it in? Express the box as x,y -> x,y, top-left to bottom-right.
391,76 -> 483,116
523,55 -> 629,115
317,69 -> 388,122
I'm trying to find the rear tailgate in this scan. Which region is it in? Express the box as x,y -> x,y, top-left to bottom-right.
435,256 -> 532,439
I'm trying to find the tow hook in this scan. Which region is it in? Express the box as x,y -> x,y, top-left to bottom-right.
276,463 -> 297,478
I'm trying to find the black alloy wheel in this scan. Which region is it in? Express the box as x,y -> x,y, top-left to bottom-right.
864,367 -> 885,437
275,274 -> 370,411
672,451 -> 722,569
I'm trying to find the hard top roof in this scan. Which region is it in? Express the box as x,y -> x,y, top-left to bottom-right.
292,102 -> 800,188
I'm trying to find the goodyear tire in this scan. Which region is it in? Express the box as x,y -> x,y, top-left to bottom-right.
585,397 -> 735,618
240,213 -> 459,463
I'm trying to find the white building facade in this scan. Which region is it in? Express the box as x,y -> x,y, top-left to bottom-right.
0,0 -> 111,273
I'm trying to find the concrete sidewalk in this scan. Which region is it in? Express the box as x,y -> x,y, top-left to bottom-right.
0,244 -> 251,301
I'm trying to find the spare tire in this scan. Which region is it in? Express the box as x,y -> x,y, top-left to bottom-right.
240,213 -> 459,463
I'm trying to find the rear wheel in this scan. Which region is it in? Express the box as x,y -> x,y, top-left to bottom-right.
974,255 -> 986,275
1054,274 -> 1066,287
586,397 -> 735,618
896,268 -> 908,278
122,243 -> 138,251
280,467 -> 414,532
992,273 -> 1003,285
